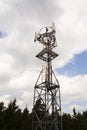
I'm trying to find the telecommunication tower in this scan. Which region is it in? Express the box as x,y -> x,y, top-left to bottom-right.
32,23 -> 62,130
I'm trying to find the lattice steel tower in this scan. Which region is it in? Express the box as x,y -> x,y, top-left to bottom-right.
32,23 -> 62,130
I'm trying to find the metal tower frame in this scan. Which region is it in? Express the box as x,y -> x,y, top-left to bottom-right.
32,23 -> 62,130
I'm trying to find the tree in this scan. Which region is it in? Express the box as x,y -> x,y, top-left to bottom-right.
0,99 -> 87,130
3,99 -> 22,130
62,113 -> 72,130
0,102 -> 5,129
21,107 -> 31,130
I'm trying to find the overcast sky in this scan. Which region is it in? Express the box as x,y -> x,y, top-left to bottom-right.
0,0 -> 87,113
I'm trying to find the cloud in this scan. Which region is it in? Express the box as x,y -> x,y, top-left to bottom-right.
69,104 -> 87,113
0,0 -> 63,32
58,74 -> 87,102
54,0 -> 87,68
57,74 -> 87,112
0,94 -> 11,107
0,53 -> 16,85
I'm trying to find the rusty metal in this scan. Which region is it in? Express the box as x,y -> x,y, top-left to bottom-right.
32,23 -> 63,130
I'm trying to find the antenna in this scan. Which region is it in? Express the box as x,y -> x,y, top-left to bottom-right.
32,23 -> 63,130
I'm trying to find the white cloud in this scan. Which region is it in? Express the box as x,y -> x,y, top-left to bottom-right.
69,104 -> 87,114
9,69 -> 38,89
54,0 -> 87,67
0,94 -> 11,107
57,74 -> 87,112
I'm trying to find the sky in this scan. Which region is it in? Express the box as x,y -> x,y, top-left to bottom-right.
0,0 -> 87,114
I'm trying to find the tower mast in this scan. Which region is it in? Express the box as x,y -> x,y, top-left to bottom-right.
32,23 -> 62,130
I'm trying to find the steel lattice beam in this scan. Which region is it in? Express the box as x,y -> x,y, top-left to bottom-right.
32,23 -> 63,130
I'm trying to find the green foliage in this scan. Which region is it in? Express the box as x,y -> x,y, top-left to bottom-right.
0,99 -> 87,130
62,108 -> 87,130
0,99 -> 32,130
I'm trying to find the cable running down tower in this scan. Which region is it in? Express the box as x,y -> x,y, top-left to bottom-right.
32,23 -> 62,130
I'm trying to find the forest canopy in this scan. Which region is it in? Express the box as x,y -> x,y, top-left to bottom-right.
0,99 -> 87,130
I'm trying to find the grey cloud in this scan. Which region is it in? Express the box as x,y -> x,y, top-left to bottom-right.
11,0 -> 63,21
0,0 -> 63,31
